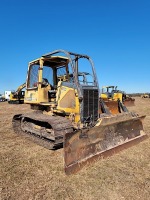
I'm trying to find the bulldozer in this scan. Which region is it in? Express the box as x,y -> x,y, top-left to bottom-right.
101,85 -> 135,107
8,83 -> 26,104
12,49 -> 147,175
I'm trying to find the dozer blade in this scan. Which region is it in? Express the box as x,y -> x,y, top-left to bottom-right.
102,100 -> 120,114
123,99 -> 135,107
64,114 -> 147,175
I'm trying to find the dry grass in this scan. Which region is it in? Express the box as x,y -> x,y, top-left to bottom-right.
0,97 -> 150,200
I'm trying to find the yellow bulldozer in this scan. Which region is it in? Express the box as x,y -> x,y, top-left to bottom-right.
12,49 -> 147,174
8,83 -> 26,104
100,85 -> 135,107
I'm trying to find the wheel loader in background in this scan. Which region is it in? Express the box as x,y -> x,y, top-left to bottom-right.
100,85 -> 135,107
8,83 -> 26,104
12,49 -> 147,175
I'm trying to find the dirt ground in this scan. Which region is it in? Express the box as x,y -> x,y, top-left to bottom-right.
0,97 -> 150,200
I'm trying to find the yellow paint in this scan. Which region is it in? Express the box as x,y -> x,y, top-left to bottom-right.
100,86 -> 123,102
25,55 -> 81,124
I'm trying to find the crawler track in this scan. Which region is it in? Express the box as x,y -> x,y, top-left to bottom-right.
12,112 -> 74,149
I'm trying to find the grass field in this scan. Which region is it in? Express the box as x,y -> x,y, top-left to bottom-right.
0,97 -> 150,200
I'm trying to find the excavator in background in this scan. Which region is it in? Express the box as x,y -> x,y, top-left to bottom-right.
8,83 -> 26,104
12,49 -> 147,175
100,85 -> 135,107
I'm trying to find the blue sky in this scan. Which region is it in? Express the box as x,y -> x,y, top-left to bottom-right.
0,0 -> 149,94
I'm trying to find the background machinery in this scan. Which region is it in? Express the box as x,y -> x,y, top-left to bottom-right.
141,93 -> 150,98
8,83 -> 26,104
4,91 -> 11,101
12,49 -> 147,174
0,94 -> 5,102
100,85 -> 135,107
